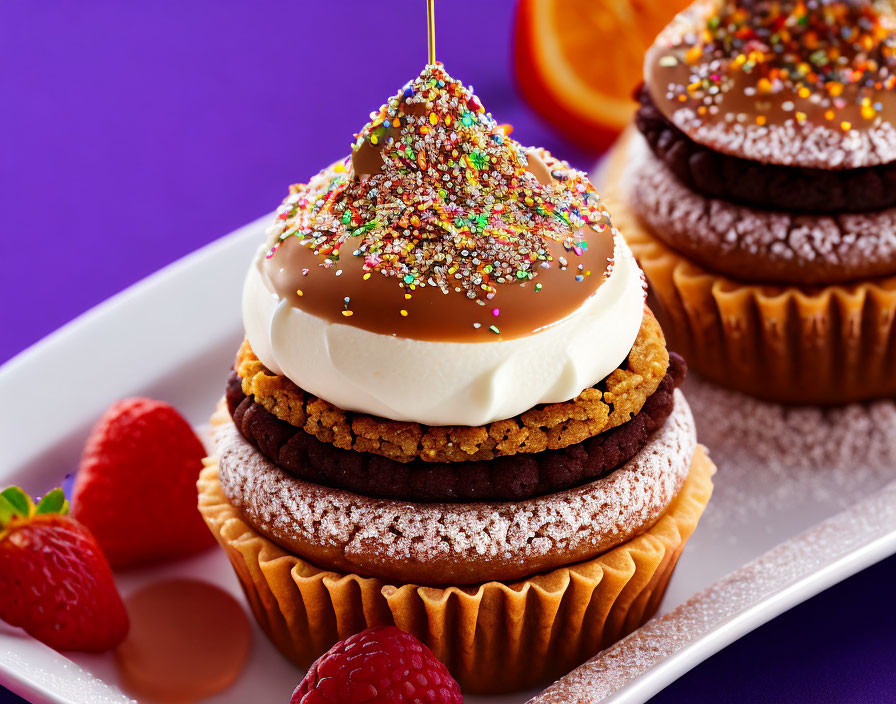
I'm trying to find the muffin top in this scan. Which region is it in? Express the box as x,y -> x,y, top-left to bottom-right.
645,0 -> 896,168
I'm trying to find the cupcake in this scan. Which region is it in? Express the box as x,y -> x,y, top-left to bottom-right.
199,63 -> 714,693
602,0 -> 896,404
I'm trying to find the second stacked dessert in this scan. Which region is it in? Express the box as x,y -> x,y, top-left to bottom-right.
604,0 -> 896,403
199,64 -> 714,692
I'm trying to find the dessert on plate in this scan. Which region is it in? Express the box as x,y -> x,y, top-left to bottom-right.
199,63 -> 714,692
602,0 -> 896,404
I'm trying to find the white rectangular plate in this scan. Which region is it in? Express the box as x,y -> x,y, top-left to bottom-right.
1,213 -> 894,704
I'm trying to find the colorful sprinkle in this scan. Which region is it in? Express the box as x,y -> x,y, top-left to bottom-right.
268,64 -> 610,321
660,0 -> 896,128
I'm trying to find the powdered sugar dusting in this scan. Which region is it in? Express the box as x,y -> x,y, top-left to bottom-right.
685,375 -> 896,532
215,391 -> 696,574
628,135 -> 896,283
530,474 -> 896,704
527,376 -> 896,702
672,107 -> 896,169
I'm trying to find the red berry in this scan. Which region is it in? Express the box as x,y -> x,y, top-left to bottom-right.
291,626 -> 463,704
0,487 -> 129,652
72,398 -> 215,568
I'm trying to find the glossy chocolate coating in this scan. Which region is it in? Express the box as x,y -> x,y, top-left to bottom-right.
644,1 -> 896,156
646,50 -> 896,136
260,218 -> 614,342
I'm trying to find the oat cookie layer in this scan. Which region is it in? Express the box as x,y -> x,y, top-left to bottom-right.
235,307 -> 669,463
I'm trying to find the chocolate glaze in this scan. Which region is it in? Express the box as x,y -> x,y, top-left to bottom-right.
647,54 -> 896,139
644,3 -> 896,158
525,150 -> 555,186
265,64 -> 617,343
260,220 -> 615,342
351,100 -> 428,177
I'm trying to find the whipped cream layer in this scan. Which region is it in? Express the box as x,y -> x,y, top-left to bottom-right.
243,230 -> 645,426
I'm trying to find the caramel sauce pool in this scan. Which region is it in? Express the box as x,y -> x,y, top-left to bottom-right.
115,579 -> 251,703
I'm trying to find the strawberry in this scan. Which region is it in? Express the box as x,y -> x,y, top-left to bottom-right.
72,398 -> 215,568
0,486 -> 129,652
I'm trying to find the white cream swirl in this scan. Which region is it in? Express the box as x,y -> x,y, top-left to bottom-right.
242,231 -> 645,426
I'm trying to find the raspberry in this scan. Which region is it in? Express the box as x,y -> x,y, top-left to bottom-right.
291,626 -> 463,704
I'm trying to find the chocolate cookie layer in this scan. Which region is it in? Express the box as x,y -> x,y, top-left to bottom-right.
628,134 -> 896,285
225,354 -> 686,503
636,85 -> 896,215
213,389 -> 698,585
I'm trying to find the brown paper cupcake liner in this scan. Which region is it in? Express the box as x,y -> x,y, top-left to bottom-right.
198,447 -> 713,694
602,131 -> 896,405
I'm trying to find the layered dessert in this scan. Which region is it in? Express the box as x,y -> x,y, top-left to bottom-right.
199,64 -> 714,692
603,0 -> 896,403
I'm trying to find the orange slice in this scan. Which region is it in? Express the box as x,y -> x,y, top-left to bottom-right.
514,0 -> 692,151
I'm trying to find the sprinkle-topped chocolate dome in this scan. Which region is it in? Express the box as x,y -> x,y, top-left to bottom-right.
645,0 -> 896,167
259,63 -> 617,341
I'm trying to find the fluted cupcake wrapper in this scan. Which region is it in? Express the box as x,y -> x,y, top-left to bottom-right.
197,445 -> 713,693
600,131 -> 896,405
616,210 -> 896,404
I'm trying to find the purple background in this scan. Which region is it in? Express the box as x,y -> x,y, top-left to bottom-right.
1,1 -> 894,702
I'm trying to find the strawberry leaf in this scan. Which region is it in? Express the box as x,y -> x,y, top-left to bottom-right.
35,489 -> 68,516
0,495 -> 15,526
0,487 -> 33,518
